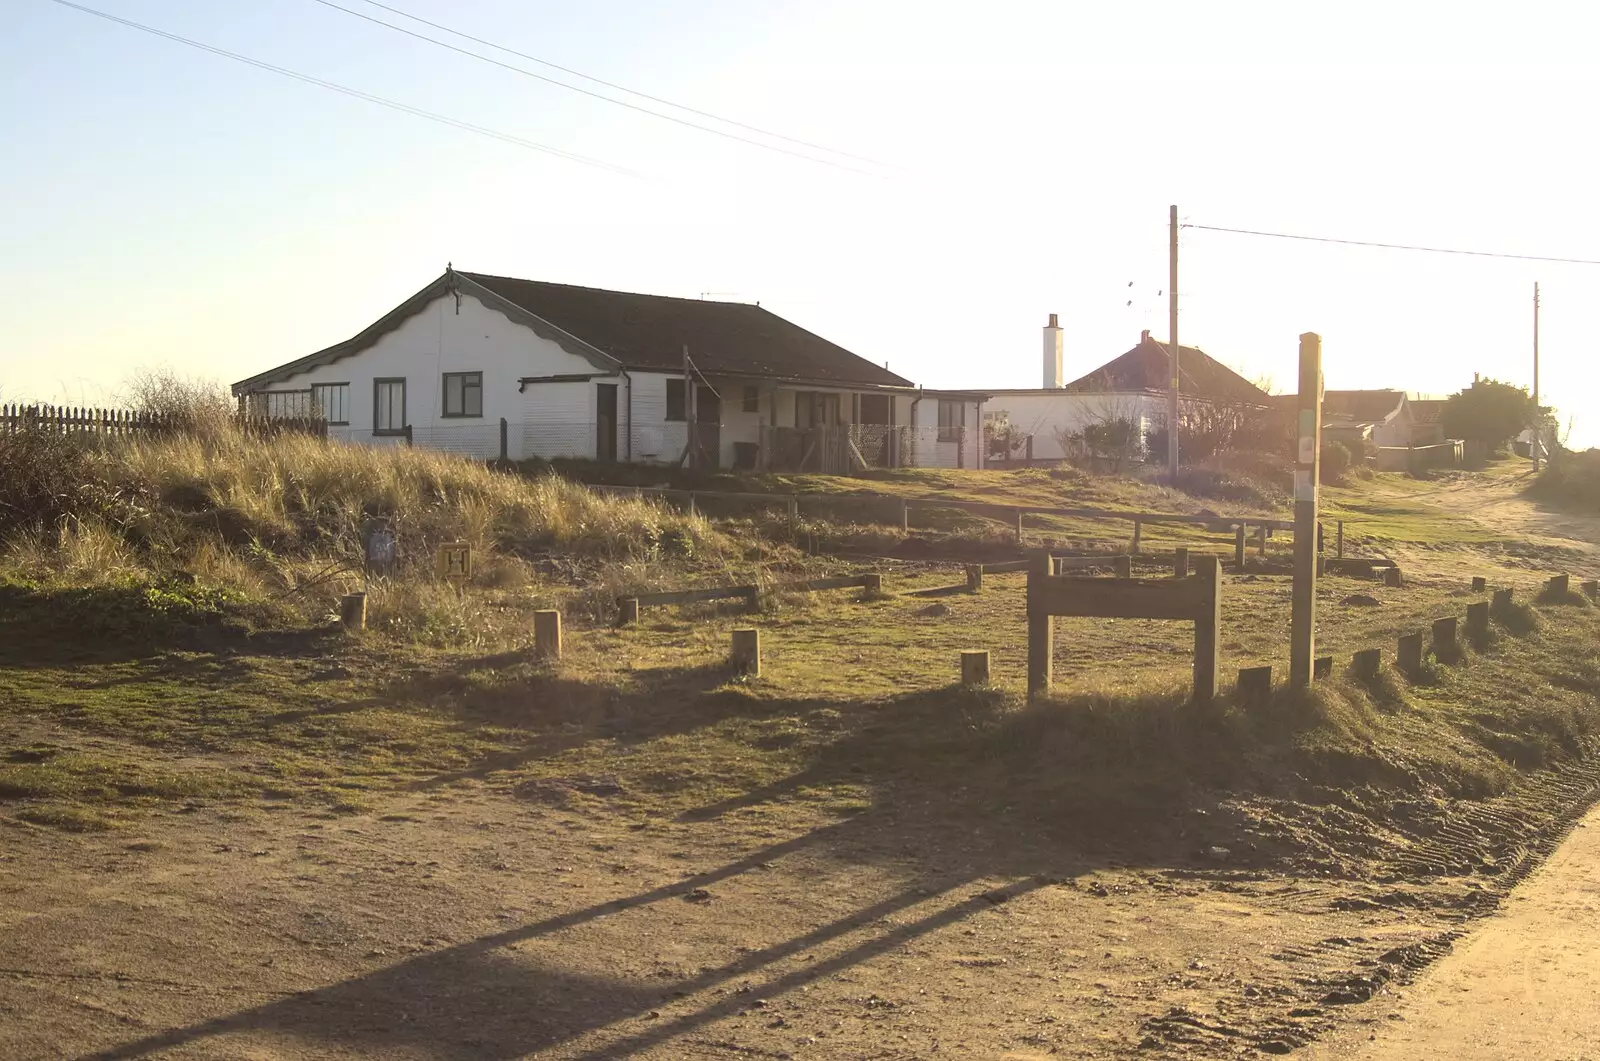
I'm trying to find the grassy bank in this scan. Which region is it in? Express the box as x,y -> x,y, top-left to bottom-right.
0,426 -> 757,640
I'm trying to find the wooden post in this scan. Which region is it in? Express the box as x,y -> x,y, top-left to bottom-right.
1193,555 -> 1221,704
1383,566 -> 1403,588
862,573 -> 883,597
744,586 -> 761,612
1173,547 -> 1189,578
499,417 -> 509,461
966,564 -> 983,593
1397,632 -> 1424,674
687,492 -> 697,518
960,650 -> 990,686
788,496 -> 799,528
339,592 -> 366,632
1114,555 -> 1133,579
1234,524 -> 1246,567
731,628 -> 761,676
619,597 -> 640,625
534,610 -> 563,660
1237,665 -> 1272,706
1584,580 -> 1600,599
1257,524 -> 1268,558
1492,587 -> 1514,611
1548,574 -> 1570,595
1432,616 -> 1458,658
1131,519 -> 1142,554
899,498 -> 909,532
1471,576 -> 1488,592
1336,520 -> 1345,559
1352,648 -> 1381,678
1314,655 -> 1333,679
1015,509 -> 1025,545
1026,551 -> 1054,698
1290,332 -> 1323,689
1466,601 -> 1489,639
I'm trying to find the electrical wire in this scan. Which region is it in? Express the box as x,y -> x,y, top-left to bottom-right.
347,0 -> 896,169
1183,223 -> 1600,266
44,0 -> 638,177
308,0 -> 889,177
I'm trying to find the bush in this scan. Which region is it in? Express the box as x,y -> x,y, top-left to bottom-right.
1530,449 -> 1600,511
1321,441 -> 1352,484
0,432 -> 136,540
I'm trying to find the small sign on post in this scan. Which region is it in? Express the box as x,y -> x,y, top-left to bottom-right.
436,541 -> 473,581
364,521 -> 398,577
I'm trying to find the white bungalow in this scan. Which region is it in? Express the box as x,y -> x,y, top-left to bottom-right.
232,267 -> 985,473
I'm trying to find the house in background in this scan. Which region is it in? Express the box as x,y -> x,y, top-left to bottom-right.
1319,390 -> 1414,453
980,316 -> 1271,462
1407,398 -> 1448,446
233,267 -> 985,473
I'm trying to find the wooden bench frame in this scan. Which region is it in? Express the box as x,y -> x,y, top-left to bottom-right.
1026,552 -> 1222,703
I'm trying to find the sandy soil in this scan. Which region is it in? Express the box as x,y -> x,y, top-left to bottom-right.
1305,798 -> 1600,1060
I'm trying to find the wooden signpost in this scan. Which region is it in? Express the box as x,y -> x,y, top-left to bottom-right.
1026,553 -> 1222,703
1290,332 -> 1323,688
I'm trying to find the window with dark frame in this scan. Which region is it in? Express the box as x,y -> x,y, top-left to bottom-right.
442,372 -> 483,418
665,378 -> 687,421
742,385 -> 760,414
937,399 -> 965,442
374,378 -> 407,435
311,383 -> 349,425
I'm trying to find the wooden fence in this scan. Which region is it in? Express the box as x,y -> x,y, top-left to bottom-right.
0,404 -> 326,439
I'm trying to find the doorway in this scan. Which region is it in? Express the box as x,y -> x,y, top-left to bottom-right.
693,384 -> 721,468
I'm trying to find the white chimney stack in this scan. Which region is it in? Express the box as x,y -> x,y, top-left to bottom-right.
1043,312 -> 1064,388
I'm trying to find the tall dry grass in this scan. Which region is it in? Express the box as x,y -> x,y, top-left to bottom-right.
0,419 -> 733,638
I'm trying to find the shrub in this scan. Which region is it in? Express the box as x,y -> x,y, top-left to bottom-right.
1529,449 -> 1600,511
1320,441 -> 1352,484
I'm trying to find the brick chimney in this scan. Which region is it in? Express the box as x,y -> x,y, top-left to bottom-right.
1043,312 -> 1064,388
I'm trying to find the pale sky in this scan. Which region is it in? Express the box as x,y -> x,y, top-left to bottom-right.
4,1 -> 1596,442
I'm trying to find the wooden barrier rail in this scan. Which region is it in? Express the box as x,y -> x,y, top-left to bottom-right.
617,572 -> 880,622
1027,553 -> 1221,703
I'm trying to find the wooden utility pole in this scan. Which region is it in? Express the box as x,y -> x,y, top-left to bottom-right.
1289,332 -> 1323,688
1532,282 -> 1541,470
1168,204 -> 1180,477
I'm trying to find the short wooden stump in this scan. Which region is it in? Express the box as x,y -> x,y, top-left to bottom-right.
339,592 -> 366,633
731,628 -> 761,677
1237,665 -> 1272,707
534,610 -> 563,660
1397,632 -> 1424,674
960,650 -> 990,686
1352,648 -> 1381,679
1465,601 -> 1489,639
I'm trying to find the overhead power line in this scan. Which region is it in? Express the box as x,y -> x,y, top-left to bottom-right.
1183,223 -> 1600,266
348,0 -> 895,169
308,0 -> 889,177
46,0 -> 636,176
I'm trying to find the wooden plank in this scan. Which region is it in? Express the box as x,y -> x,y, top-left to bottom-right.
632,584 -> 759,606
1192,556 -> 1221,703
1026,552 -> 1054,697
775,575 -> 869,593
1032,573 -> 1213,622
